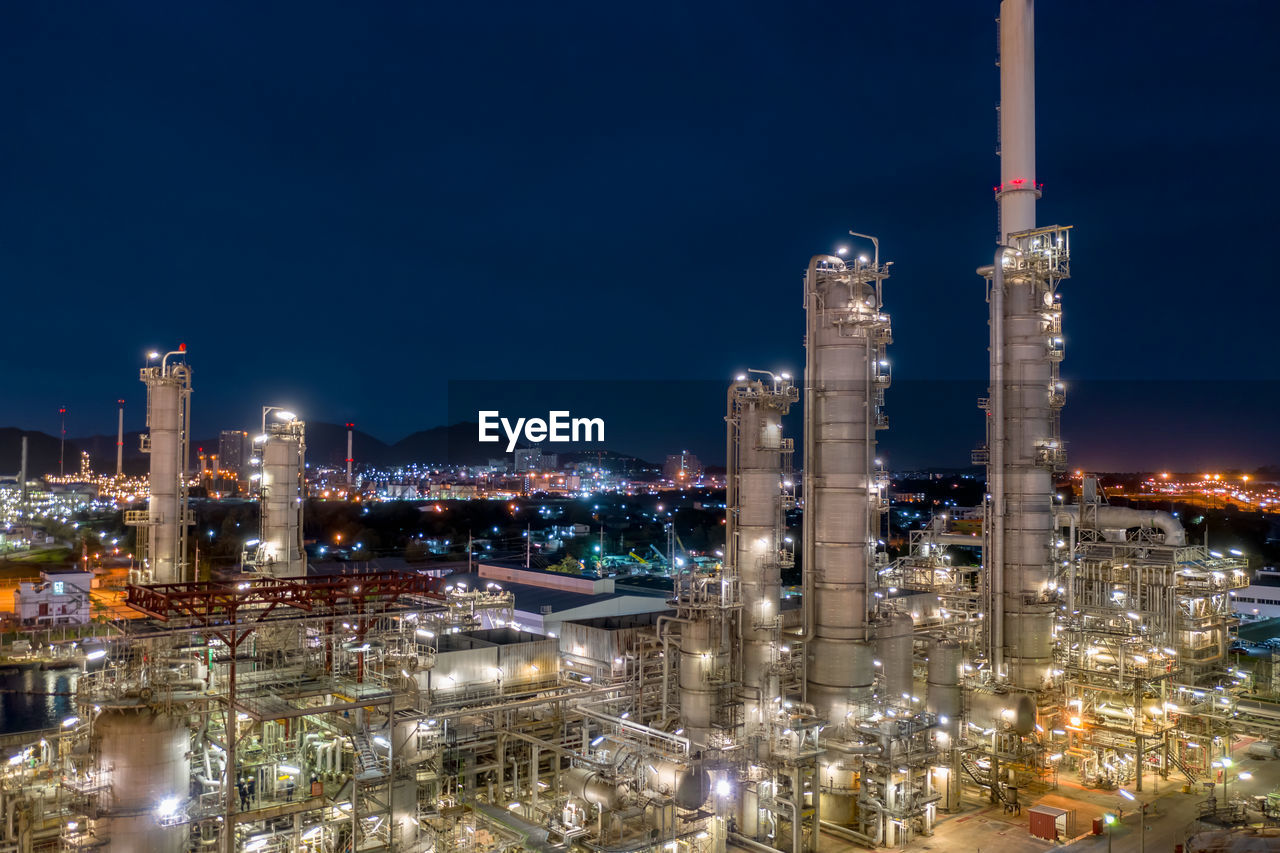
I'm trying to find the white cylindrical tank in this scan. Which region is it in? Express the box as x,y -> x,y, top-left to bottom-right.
260,418 -> 305,576
803,254 -> 891,723
875,611 -> 914,701
97,708 -> 190,853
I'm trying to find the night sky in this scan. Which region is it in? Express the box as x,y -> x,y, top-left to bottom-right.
2,2 -> 1277,469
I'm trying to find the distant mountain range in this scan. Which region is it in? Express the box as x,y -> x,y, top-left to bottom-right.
0,422 -> 654,477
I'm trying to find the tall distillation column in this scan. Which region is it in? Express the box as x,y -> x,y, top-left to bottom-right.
985,0 -> 1064,689
802,253 -> 892,723
254,410 -> 306,576
728,373 -> 797,761
130,348 -> 193,584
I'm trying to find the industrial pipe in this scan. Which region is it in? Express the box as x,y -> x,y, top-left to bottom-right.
1057,505 -> 1186,546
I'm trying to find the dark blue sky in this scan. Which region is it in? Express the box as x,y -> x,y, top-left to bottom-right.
2,2 -> 1278,467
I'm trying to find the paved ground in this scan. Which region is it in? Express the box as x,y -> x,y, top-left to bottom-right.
733,742 -> 1280,853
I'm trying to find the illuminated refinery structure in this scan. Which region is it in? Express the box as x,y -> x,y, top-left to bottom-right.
0,3 -> 1268,853
125,347 -> 194,585
243,408 -> 307,576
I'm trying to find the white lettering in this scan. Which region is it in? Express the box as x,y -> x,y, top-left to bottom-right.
572,416 -> 605,442
502,417 -> 526,453
478,411 -> 501,443
481,411 -> 607,450
548,411 -> 571,442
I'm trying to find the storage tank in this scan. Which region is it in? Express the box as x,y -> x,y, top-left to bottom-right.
875,611 -> 914,701
97,708 -> 190,853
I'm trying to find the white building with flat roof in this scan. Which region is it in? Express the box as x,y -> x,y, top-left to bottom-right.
13,571 -> 94,626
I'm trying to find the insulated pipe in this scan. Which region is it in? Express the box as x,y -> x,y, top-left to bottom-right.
730,832 -> 787,853
1057,505 -> 1186,546
655,615 -> 692,731
990,246 -> 1009,675
821,742 -> 883,756
764,791 -> 802,853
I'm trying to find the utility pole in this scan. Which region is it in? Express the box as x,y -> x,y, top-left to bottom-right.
525,524 -> 531,568
467,530 -> 473,573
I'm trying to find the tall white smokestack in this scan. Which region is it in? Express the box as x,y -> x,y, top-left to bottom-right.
346,422 -> 354,485
19,435 -> 27,508
998,0 -> 1038,240
116,399 -> 125,478
985,0 -> 1069,690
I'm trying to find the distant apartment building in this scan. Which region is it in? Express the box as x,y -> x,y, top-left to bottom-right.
663,451 -> 703,482
219,430 -> 252,480
514,449 -> 557,473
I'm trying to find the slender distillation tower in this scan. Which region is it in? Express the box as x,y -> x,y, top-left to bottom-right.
128,347 -> 193,584
801,252 -> 892,724
727,372 -> 797,758
983,0 -> 1071,690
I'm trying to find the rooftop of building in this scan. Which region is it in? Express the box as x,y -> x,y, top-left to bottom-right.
436,627 -> 549,651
